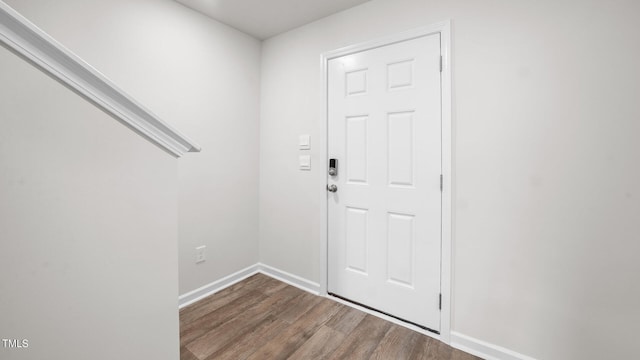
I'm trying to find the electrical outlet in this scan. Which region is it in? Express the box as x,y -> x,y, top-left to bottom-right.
195,245 -> 206,264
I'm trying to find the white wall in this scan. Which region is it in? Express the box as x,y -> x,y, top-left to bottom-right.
0,44 -> 179,358
259,0 -> 640,359
4,0 -> 262,294
5,0 -> 639,358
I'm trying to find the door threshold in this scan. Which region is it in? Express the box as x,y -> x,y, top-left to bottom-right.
328,292 -> 440,335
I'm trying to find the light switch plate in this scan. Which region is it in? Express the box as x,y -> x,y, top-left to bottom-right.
299,135 -> 311,150
299,155 -> 311,170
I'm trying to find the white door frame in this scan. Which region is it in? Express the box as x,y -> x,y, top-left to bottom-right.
319,21 -> 453,343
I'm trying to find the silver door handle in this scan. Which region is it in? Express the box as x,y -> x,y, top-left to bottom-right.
327,184 -> 338,193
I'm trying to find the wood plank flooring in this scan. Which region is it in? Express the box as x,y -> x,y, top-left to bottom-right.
180,273 -> 481,360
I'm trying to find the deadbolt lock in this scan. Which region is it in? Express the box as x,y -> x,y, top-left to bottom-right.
328,158 -> 338,176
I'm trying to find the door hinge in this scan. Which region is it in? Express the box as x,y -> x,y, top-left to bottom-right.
439,293 -> 442,310
439,174 -> 443,192
439,55 -> 443,72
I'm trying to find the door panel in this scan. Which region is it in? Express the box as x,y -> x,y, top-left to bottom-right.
327,33 -> 442,330
345,206 -> 368,274
387,111 -> 415,187
346,115 -> 369,184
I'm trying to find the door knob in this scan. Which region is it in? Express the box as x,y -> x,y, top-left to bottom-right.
327,184 -> 338,193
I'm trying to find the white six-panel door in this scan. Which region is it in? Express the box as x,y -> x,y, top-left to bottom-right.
327,33 -> 442,331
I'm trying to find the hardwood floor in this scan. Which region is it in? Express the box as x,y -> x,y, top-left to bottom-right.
180,273 -> 480,360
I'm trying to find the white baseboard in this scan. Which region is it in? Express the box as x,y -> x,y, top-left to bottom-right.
256,263 -> 320,295
178,264 -> 260,309
178,263 -> 320,308
450,332 -> 536,360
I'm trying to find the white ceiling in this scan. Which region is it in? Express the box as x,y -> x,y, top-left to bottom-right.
175,0 -> 371,40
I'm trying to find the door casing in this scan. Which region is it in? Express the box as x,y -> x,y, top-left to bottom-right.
319,21 -> 453,343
